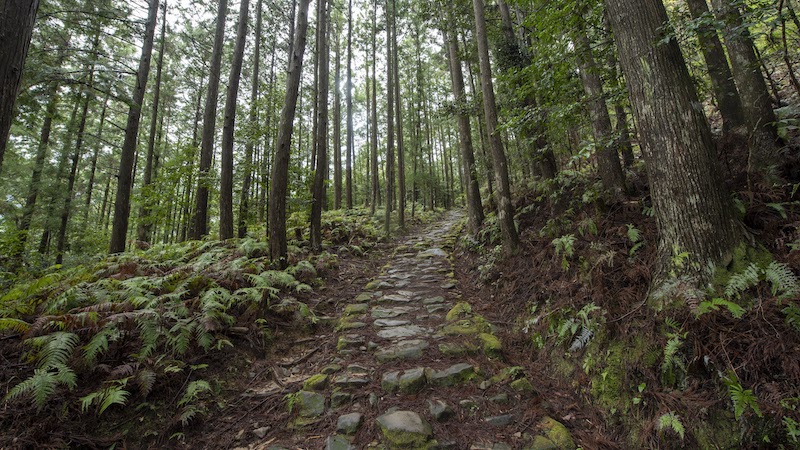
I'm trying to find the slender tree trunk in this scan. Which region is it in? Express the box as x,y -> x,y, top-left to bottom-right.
446,26 -> 484,234
392,0 -> 405,228
0,0 -> 40,173
710,0 -> 780,175
11,82 -> 58,269
473,0 -> 520,254
333,23 -> 342,210
192,0 -> 228,240
220,0 -> 250,240
109,0 -> 159,254
779,0 -> 800,95
345,0 -> 354,209
269,0 -> 311,265
606,0 -> 741,280
575,17 -> 626,196
685,0 -> 746,132
384,0 -> 395,235
137,1 -> 167,243
259,41 -> 277,225
238,0 -> 263,238
311,0 -> 330,250
84,93 -> 109,224
370,0 -> 379,216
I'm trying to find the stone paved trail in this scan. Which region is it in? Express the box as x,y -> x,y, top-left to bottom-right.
235,212 -> 576,450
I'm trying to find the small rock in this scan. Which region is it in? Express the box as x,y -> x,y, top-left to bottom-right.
235,429 -> 246,440
303,374 -> 329,391
375,339 -> 430,362
382,371 -> 401,393
479,333 -> 503,357
426,305 -> 448,314
376,410 -> 434,448
374,319 -> 411,327
326,435 -> 356,450
344,303 -> 369,316
399,367 -> 427,394
538,417 -> 576,450
337,320 -> 368,331
439,342 -> 479,356
322,364 -> 343,374
489,393 -> 509,404
382,294 -> 412,303
337,335 -> 366,351
378,325 -> 428,340
333,375 -> 370,388
485,414 -> 514,427
337,412 -> 365,435
372,306 -> 415,319
418,248 -> 447,258
347,364 -> 370,374
252,426 -> 270,439
510,378 -> 535,394
459,399 -> 478,410
355,292 -> 373,302
294,391 -> 325,418
440,282 -> 456,289
428,399 -> 455,422
422,296 -> 445,305
331,391 -> 353,408
428,363 -> 476,386
525,436 -> 558,450
369,393 -> 379,407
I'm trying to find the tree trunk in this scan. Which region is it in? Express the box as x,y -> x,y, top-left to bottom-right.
109,0 -> 159,254
345,0 -> 355,209
238,0 -> 263,238
269,0 -> 311,266
682,0 -> 745,134
392,0 -> 405,228
220,0 -> 250,240
446,27 -> 484,235
384,0 -> 395,235
473,0 -> 520,254
137,1 -> 167,243
575,17 -> 626,196
710,0 -> 780,174
84,92 -> 109,224
310,0 -> 330,250
333,21 -> 342,210
0,0 -> 39,174
606,0 -> 741,280
192,0 -> 228,240
370,0 -> 379,216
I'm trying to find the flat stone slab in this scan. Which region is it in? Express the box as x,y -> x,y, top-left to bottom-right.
372,306 -> 415,319
333,375 -> 370,388
377,325 -> 429,340
375,339 -> 429,362
337,412 -> 364,435
374,319 -> 411,327
429,363 -> 476,386
325,435 -> 355,450
294,390 -> 325,418
382,294 -> 413,303
376,410 -> 433,448
485,414 -> 514,427
418,248 -> 447,258
399,367 -> 427,394
344,303 -> 369,316
422,296 -> 446,305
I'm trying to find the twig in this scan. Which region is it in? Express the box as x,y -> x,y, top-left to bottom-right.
277,346 -> 321,368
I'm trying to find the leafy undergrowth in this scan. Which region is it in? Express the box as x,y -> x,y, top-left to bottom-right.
455,167 -> 800,449
0,208 -> 418,448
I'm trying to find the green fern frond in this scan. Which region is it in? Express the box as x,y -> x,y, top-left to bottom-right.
784,303 -> 800,332
696,298 -> 747,319
0,318 -> 31,334
80,383 -> 130,415
725,263 -> 761,298
136,369 -> 157,397
178,380 -> 211,407
657,411 -> 685,439
764,261 -> 799,297
83,327 -> 119,365
723,373 -> 762,420
35,332 -> 79,369
5,364 -> 77,410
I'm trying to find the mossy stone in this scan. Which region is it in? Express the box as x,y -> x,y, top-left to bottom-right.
428,363 -> 476,386
538,417 -> 576,450
510,377 -> 535,394
440,317 -> 492,336
398,368 -> 427,394
344,303 -> 369,316
525,436 -> 557,450
303,374 -> 329,391
479,333 -> 502,357
355,292 -> 373,302
438,341 -> 479,356
446,302 -> 473,321
376,410 -> 436,449
294,390 -> 325,418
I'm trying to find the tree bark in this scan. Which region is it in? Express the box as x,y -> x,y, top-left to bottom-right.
575,17 -> 626,196
220,0 -> 250,240
370,0 -> 379,216
446,27 -> 484,235
0,0 -> 39,174
606,0 -> 741,280
345,0 -> 355,209
384,0 -> 395,235
191,0 -> 228,240
137,1 -> 168,243
310,0 -> 330,250
238,0 -> 263,238
392,0 -> 405,228
269,0 -> 311,266
710,0 -> 780,174
333,19 -> 342,210
473,0 -> 520,254
109,0 -> 160,254
685,0 -> 745,132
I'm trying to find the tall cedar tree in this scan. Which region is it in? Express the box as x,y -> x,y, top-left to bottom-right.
137,1 -> 168,243
384,0 -> 396,235
473,0 -> 520,254
346,0 -> 355,208
0,0 -> 40,173
220,0 -> 250,240
392,0 -> 405,228
310,0 -> 330,250
269,0 -> 311,266
109,0 -> 160,254
238,0 -> 263,238
192,0 -> 228,239
605,0 -> 741,279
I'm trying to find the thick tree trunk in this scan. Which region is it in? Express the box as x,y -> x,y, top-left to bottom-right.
392,0 -> 405,228
220,0 -> 250,240
0,0 -> 39,173
446,28 -> 484,235
238,0 -> 263,238
333,24 -> 342,210
606,0 -> 741,280
137,1 -> 167,243
575,18 -> 626,196
269,0 -> 311,265
685,0 -> 745,132
310,0 -> 330,250
192,0 -> 228,240
473,0 -> 520,254
710,0 -> 780,174
370,0 -> 379,216
109,0 -> 159,254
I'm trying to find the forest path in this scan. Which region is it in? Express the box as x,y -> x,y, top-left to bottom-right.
224,211 -> 575,450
